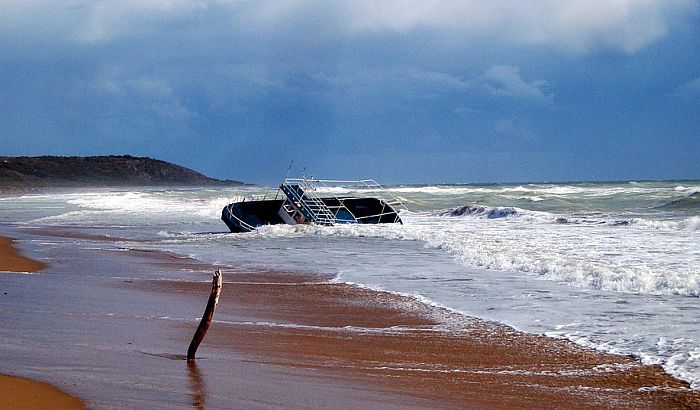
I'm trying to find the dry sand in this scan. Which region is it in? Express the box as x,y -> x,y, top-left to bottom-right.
0,236 -> 47,273
0,374 -> 85,410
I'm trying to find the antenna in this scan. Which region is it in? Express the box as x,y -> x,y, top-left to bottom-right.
285,160 -> 294,179
276,160 -> 295,200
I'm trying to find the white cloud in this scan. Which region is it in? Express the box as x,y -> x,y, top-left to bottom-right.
2,0 -> 696,54
481,65 -> 552,102
250,0 -> 698,54
673,77 -> 700,96
0,0 -> 209,44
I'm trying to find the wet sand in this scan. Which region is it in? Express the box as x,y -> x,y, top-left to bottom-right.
3,228 -> 700,408
146,270 -> 700,409
0,236 -> 86,409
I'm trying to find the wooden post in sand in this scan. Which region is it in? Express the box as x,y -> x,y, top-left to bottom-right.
187,270 -> 223,361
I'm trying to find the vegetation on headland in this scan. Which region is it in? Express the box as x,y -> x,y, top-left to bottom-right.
0,155 -> 244,187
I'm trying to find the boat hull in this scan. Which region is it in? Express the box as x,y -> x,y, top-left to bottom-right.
221,197 -> 401,233
221,199 -> 285,233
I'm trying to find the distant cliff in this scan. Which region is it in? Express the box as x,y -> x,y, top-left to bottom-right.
0,156 -> 244,187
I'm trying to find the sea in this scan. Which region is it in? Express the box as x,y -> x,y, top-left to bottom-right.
2,180 -> 699,390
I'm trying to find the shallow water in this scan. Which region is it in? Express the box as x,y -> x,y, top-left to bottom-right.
1,180 -> 698,389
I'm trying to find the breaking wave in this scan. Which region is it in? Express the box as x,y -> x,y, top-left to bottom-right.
436,203 -> 699,231
629,216 -> 700,231
437,204 -> 519,218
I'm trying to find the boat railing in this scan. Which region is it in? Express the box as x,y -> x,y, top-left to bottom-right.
284,177 -> 407,211
279,177 -> 406,225
280,179 -> 336,225
230,194 -> 274,203
224,203 -> 257,232
356,179 -> 408,211
223,176 -> 406,231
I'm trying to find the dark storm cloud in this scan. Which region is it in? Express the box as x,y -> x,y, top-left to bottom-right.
1,1 -> 699,182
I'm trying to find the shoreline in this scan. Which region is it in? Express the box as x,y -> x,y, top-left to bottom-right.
0,374 -> 85,410
146,269 -> 700,408
0,236 -> 86,409
3,228 -> 700,408
0,236 -> 47,273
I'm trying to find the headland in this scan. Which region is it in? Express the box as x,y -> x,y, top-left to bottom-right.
0,155 -> 244,190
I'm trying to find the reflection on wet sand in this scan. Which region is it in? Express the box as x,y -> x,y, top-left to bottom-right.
187,360 -> 206,410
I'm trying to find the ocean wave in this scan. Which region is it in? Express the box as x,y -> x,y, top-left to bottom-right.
673,185 -> 699,192
545,331 -> 700,389
281,214 -> 700,298
552,214 -> 700,231
630,216 -> 700,231
437,204 -> 520,219
310,186 -> 353,195
655,191 -> 700,210
230,204 -> 699,299
437,203 -> 699,231
389,186 -> 501,195
411,228 -> 700,297
388,184 -> 598,196
392,184 -> 632,196
553,217 -> 631,226
517,196 -> 546,202
53,191 -> 233,222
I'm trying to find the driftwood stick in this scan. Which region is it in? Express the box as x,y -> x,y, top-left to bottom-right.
187,270 -> 223,361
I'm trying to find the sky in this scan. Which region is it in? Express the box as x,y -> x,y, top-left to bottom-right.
1,1 -> 699,184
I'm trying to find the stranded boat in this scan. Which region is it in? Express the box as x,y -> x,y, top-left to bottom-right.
221,177 -> 405,233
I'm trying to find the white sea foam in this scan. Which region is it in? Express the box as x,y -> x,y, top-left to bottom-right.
0,270 -> 38,275
630,216 -> 700,231
211,319 -> 421,334
28,190 -> 235,226
389,186 -> 493,195
309,186 -> 353,195
673,185 -> 700,193
53,188 -> 696,298
67,191 -> 230,218
264,211 -> 700,298
388,184 -> 658,197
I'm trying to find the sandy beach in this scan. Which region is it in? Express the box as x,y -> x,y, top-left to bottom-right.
0,374 -> 85,410
0,236 -> 47,273
0,236 -> 86,410
148,270 -> 700,409
3,0 -> 700,404
1,226 -> 699,408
